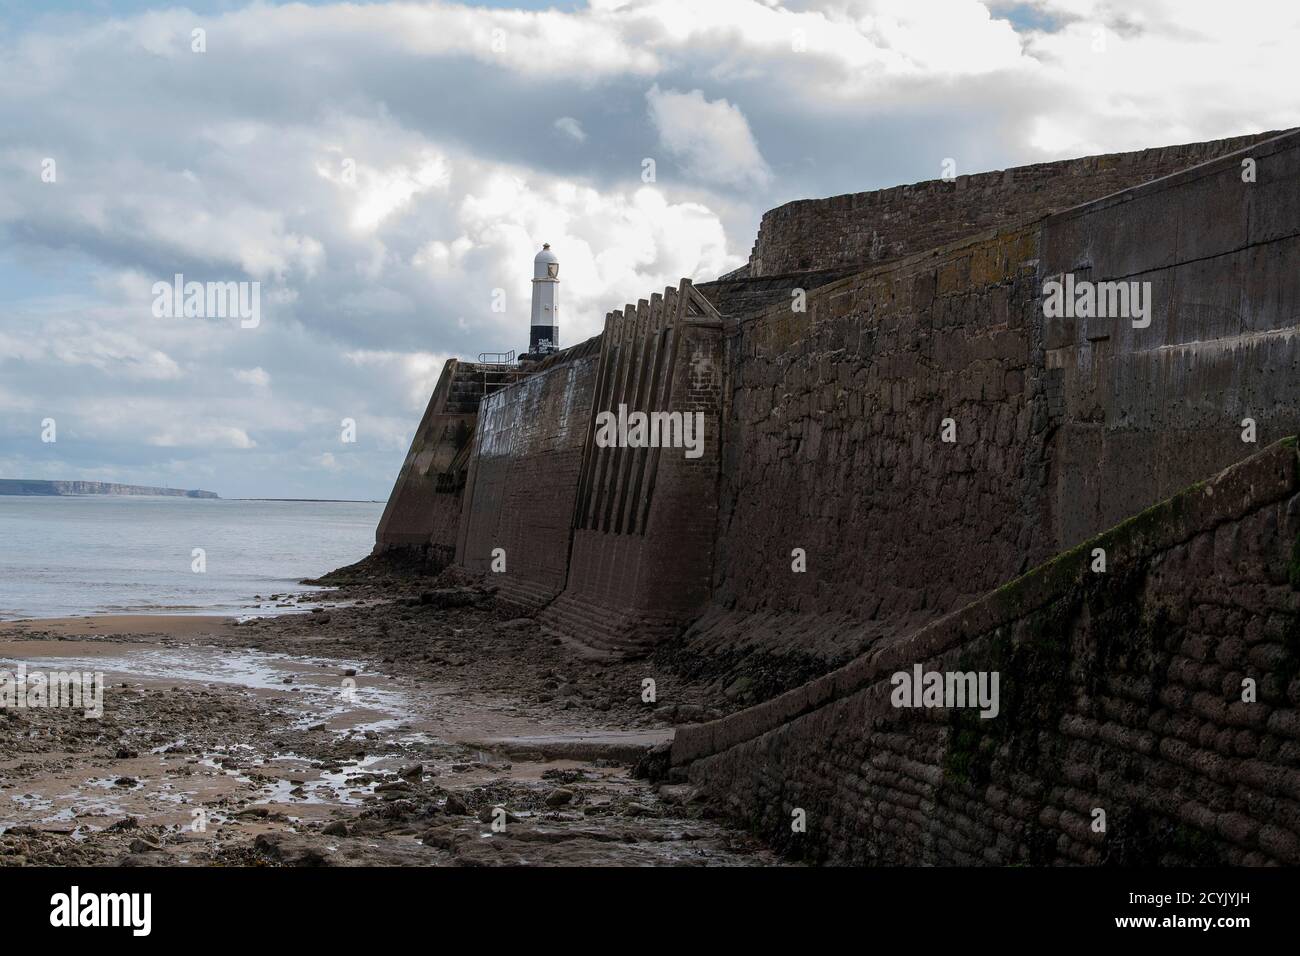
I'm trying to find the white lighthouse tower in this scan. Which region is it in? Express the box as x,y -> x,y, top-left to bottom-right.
529,243 -> 559,357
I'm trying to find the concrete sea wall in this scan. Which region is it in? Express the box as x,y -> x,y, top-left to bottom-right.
1041,127 -> 1300,547
455,340 -> 600,607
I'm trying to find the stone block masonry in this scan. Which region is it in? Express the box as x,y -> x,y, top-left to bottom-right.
672,439 -> 1300,866
748,130 -> 1284,278
667,127 -> 1300,700
711,224 -> 1048,657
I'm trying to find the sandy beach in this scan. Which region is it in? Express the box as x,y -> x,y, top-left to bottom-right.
0,563 -> 772,866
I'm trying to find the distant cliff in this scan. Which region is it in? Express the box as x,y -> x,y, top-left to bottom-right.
0,479 -> 219,499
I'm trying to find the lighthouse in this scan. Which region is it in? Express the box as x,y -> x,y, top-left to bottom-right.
529,243 -> 560,357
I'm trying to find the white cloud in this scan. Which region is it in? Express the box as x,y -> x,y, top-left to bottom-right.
646,85 -> 773,188
554,117 -> 587,143
0,0 -> 1297,498
344,350 -> 448,411
150,424 -> 257,450
345,152 -> 452,232
0,323 -> 182,381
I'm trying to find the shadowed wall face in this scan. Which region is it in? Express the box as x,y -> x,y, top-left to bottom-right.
1042,131 -> 1300,548
713,226 -> 1049,651
680,130 -> 1300,686
542,283 -> 728,652
455,352 -> 599,607
374,359 -> 477,564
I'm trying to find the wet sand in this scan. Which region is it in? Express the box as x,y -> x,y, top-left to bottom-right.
3,615 -> 237,639
0,578 -> 774,866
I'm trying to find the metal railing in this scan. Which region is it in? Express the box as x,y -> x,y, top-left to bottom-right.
473,350 -> 526,396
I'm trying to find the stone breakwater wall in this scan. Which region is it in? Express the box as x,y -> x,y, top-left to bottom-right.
666,127 -> 1300,699
538,283 -> 728,652
670,438 -> 1300,866
748,130 -> 1282,278
382,129 -> 1300,675
378,128 -> 1300,862
438,281 -> 727,650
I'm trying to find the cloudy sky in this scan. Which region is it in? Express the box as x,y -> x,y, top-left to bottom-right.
1,0 -> 1296,499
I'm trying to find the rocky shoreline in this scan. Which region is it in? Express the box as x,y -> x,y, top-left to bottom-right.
0,556 -> 776,866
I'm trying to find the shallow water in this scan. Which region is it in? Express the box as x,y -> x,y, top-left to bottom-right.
9,645 -> 412,726
0,641 -> 426,831
0,495 -> 383,619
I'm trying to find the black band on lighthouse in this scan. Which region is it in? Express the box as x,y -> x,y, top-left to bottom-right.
530,326 -> 558,355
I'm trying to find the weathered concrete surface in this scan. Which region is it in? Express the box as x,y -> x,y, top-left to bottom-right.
455,339 -> 600,607
541,282 -> 728,652
1042,128 -> 1300,547
374,359 -> 478,564
673,439 -> 1300,865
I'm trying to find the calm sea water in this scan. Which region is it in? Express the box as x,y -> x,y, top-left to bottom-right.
0,496 -> 384,620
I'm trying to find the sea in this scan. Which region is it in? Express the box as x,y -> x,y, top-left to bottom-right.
0,496 -> 385,620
